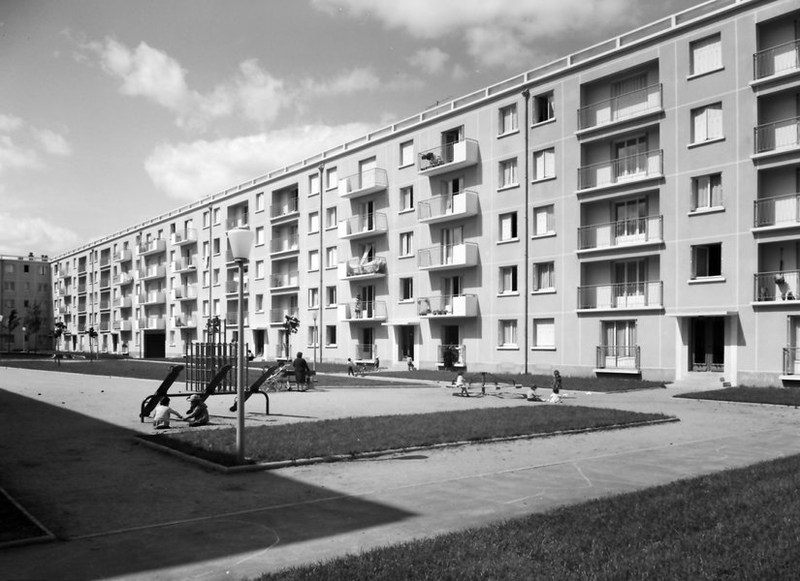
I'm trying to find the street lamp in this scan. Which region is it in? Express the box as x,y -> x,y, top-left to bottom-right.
311,310 -> 318,371
22,326 -> 27,353
227,226 -> 254,464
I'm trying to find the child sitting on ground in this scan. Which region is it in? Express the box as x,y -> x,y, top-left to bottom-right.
184,394 -> 209,427
152,396 -> 183,429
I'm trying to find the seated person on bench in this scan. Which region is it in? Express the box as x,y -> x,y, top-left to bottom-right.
184,394 -> 209,427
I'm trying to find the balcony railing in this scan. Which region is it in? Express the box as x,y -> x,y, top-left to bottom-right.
577,281 -> 663,310
77,284 -> 87,294
99,300 -> 111,311
338,300 -> 388,321
754,270 -> 800,302
113,296 -> 132,308
577,84 -> 662,131
754,194 -> 800,228
137,238 -> 166,256
418,139 -> 479,176
225,280 -> 248,294
270,234 -> 299,254
171,228 -> 197,246
270,271 -> 299,290
138,291 -> 166,305
136,265 -> 166,280
417,190 -> 480,224
578,216 -> 663,250
339,256 -> 387,279
269,307 -> 299,324
754,116 -> 800,155
338,168 -> 389,198
417,294 -> 478,318
437,344 -> 466,367
596,345 -> 641,371
783,347 -> 800,375
171,286 -> 198,301
418,243 -> 479,271
338,212 -> 388,239
114,272 -> 134,285
113,249 -> 132,262
270,197 -> 299,220
227,215 -> 249,230
225,311 -> 249,326
354,343 -> 377,361
753,39 -> 800,80
171,316 -> 197,328
578,150 -> 663,190
171,258 -> 196,272
113,320 -> 132,331
137,317 -> 166,330
99,278 -> 111,289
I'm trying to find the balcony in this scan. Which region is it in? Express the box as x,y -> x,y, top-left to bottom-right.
57,286 -> 68,297
227,216 -> 249,230
99,277 -> 111,289
136,265 -> 166,281
417,294 -> 478,318
754,270 -> 800,303
754,117 -> 800,155
225,280 -> 248,295
171,286 -> 198,301
418,139 -> 479,176
270,234 -> 299,255
418,243 -> 479,271
417,190 -> 479,224
137,238 -> 167,256
171,228 -> 197,246
270,271 -> 299,291
338,256 -> 387,280
269,307 -> 299,324
171,258 -> 196,273
113,320 -> 132,331
577,150 -> 663,191
113,296 -> 132,309
113,249 -> 132,262
338,300 -> 388,322
577,281 -> 663,311
138,291 -> 166,305
77,284 -> 87,294
577,83 -> 663,132
98,321 -> 111,332
754,194 -> 800,229
56,306 -> 69,316
99,256 -> 111,269
138,317 -> 166,330
338,168 -> 388,199
225,311 -> 249,326
270,197 -> 299,221
338,212 -> 388,240
578,216 -> 663,252
171,316 -> 197,328
753,39 -> 800,81
99,299 -> 111,311
114,272 -> 134,286
596,345 -> 641,373
437,344 -> 466,368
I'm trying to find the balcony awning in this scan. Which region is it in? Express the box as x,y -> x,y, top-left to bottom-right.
381,320 -> 421,326
667,310 -> 738,317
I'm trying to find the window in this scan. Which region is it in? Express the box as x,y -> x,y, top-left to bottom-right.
326,167 -> 338,190
533,262 -> 555,291
255,294 -> 264,312
326,207 -> 337,229
255,192 -> 264,212
498,103 -> 518,135
308,250 -> 319,272
691,173 -> 723,211
326,325 -> 337,346
255,227 -> 265,246
213,208 -> 220,224
213,268 -> 220,285
499,265 -> 518,294
691,243 -> 722,279
307,325 -> 318,347
399,232 -> 414,257
400,277 -> 413,301
326,285 -> 337,307
690,34 -> 722,76
254,260 -> 265,279
203,211 -> 210,228
399,141 -> 414,167
533,318 -> 555,348
400,186 -> 414,211
202,271 -> 210,287
499,212 -> 518,242
499,158 -> 518,188
309,173 -> 321,196
691,103 -> 723,143
213,238 -> 221,254
309,211 -> 319,234
533,205 -> 555,236
499,320 -> 518,347
308,287 -> 319,308
533,91 -> 555,124
326,246 -> 337,268
533,148 -> 555,180
202,241 -> 210,261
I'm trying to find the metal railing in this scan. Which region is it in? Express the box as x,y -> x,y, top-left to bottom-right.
339,168 -> 388,196
341,256 -> 387,278
753,39 -> 800,80
270,271 -> 299,289
417,190 -> 479,221
754,116 -> 800,154
754,270 -> 799,302
578,216 -> 663,250
270,197 -> 299,219
577,83 -> 662,130
578,150 -> 663,190
578,281 -> 663,310
341,300 -> 388,320
339,212 -> 388,237
753,193 -> 800,228
270,234 -> 299,254
418,139 -> 478,172
596,345 -> 641,370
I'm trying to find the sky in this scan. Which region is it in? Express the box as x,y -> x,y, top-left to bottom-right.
0,0 -> 705,258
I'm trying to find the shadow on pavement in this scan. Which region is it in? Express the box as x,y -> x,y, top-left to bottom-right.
0,388 -> 414,580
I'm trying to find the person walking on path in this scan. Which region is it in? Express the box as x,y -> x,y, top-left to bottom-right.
152,396 -> 183,429
549,370 -> 563,404
347,358 -> 357,377
293,351 -> 311,390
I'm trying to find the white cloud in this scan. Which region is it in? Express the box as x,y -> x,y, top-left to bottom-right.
144,122 -> 376,201
33,129 -> 72,156
0,116 -> 72,175
0,114 -> 24,132
0,213 -> 81,257
407,48 -> 450,76
0,135 -> 42,174
305,67 -> 382,96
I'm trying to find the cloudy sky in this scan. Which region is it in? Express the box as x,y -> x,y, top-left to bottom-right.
0,0 -> 703,257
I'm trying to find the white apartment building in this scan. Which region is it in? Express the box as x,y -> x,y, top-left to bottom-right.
52,0 -> 800,386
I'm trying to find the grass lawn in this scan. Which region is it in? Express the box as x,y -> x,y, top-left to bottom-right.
255,453 -> 800,580
675,386 -> 800,406
143,406 -> 672,467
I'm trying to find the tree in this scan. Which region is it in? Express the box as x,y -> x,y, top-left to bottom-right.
53,320 -> 66,353
283,314 -> 299,360
24,302 -> 44,353
4,309 -> 19,353
206,315 -> 221,344
87,326 -> 98,361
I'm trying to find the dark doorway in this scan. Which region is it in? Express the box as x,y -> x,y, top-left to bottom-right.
143,332 -> 166,359
399,326 -> 415,361
691,317 -> 724,372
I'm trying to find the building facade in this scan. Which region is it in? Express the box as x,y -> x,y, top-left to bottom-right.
1,253 -> 53,352
51,0 -> 800,385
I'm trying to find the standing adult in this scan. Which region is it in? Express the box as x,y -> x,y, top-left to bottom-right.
292,351 -> 311,390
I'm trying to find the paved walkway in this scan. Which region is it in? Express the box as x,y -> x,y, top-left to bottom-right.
0,366 -> 799,580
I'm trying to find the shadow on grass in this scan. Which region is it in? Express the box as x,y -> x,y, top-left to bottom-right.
674,386 -> 800,407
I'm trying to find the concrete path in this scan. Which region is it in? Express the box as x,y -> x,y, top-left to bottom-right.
0,366 -> 798,580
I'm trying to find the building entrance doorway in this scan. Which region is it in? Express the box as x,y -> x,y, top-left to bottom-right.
144,332 -> 166,359
398,325 -> 415,362
691,317 -> 724,372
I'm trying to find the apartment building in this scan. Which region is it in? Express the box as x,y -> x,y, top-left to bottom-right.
1,253 -> 53,352
51,0 -> 800,386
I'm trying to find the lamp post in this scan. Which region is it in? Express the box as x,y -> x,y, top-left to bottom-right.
227,227 -> 254,464
22,326 -> 27,353
311,310 -> 318,371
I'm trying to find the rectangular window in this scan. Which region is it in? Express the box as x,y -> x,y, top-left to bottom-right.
308,211 -> 319,234
255,294 -> 264,312
308,250 -> 320,272
691,243 -> 722,278
399,140 -> 414,167
326,285 -> 337,307
533,318 -> 555,348
499,212 -> 518,242
255,260 -> 265,279
400,277 -> 413,301
533,262 -> 555,291
213,208 -> 220,225
691,173 -> 723,211
499,265 -> 518,294
326,325 -> 337,346
499,320 -> 517,347
533,205 -> 555,236
533,148 -> 555,180
309,173 -> 321,196
326,206 -> 338,229
255,227 -> 265,246
691,103 -> 723,143
400,185 -> 414,211
203,211 -> 210,228
308,287 -> 319,308
498,103 -> 518,135
326,246 -> 337,268
690,34 -> 722,76
499,158 -> 518,188
399,232 -> 414,257
213,238 -> 221,254
326,167 -> 338,190
308,325 -> 318,347
255,192 -> 264,212
202,271 -> 210,287
213,268 -> 220,285
533,91 -> 555,124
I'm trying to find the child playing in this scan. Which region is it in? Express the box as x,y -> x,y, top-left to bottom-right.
152,396 -> 184,429
184,394 -> 209,427
548,370 -> 563,404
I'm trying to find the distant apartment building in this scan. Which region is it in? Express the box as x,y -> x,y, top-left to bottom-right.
1,253 -> 53,351
51,0 -> 800,386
